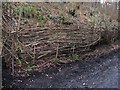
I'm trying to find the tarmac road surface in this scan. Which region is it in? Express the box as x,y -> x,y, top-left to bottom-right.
2,49 -> 120,88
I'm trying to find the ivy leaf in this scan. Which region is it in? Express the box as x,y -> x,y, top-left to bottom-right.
16,58 -> 22,65
26,64 -> 36,72
27,67 -> 32,72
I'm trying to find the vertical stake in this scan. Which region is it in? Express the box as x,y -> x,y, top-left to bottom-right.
11,36 -> 14,77
56,43 -> 59,59
72,44 -> 75,54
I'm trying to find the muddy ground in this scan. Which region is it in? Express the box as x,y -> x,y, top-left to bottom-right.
2,47 -> 120,89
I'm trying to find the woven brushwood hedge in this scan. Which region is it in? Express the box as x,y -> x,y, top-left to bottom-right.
2,12 -> 101,75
